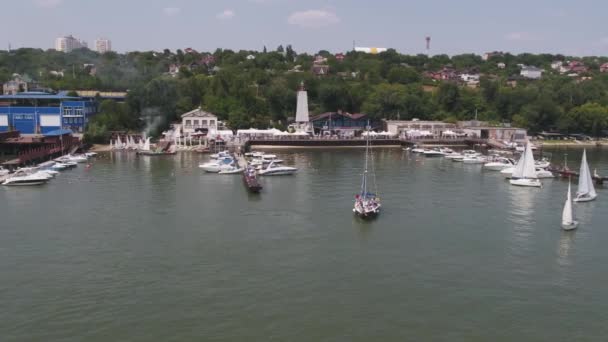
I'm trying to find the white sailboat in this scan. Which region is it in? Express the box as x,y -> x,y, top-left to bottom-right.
116,135 -> 123,150
574,149 -> 597,202
509,142 -> 542,187
353,125 -> 381,218
141,137 -> 151,152
562,180 -> 578,230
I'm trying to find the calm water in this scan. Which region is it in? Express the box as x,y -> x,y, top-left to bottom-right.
1,147 -> 608,341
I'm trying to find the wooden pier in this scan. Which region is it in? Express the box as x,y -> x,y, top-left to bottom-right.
243,136 -> 502,150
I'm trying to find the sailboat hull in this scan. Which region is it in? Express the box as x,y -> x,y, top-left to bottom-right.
509,178 -> 542,187
353,207 -> 380,219
574,194 -> 597,202
562,221 -> 579,231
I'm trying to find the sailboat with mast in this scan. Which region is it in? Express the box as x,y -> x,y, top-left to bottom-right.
353,124 -> 381,218
509,142 -> 542,188
574,149 -> 597,202
562,179 -> 578,230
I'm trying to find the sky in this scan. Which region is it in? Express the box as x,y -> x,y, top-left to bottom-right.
0,0 -> 607,56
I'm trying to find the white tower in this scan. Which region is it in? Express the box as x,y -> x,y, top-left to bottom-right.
295,82 -> 309,123
294,82 -> 312,133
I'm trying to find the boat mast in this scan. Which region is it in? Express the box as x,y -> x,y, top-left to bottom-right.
361,121 -> 370,197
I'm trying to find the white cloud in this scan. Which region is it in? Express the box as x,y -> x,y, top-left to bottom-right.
288,9 -> 340,29
217,9 -> 235,20
505,32 -> 540,42
34,0 -> 63,8
163,7 -> 181,17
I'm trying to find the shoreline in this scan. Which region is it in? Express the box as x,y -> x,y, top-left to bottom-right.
538,141 -> 605,147
250,145 -> 402,149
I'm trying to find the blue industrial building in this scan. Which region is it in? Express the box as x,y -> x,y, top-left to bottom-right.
0,92 -> 97,134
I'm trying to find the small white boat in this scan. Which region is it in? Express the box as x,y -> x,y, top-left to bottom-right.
562,180 -> 578,230
85,152 -> 98,158
38,170 -> 59,177
509,142 -> 542,188
210,151 -> 231,159
501,167 -> 552,178
199,157 -> 235,173
50,163 -> 68,170
56,154 -> 88,163
423,148 -> 445,157
535,159 -> 551,169
218,167 -> 244,175
2,170 -> 51,186
258,161 -> 297,176
445,153 -> 463,160
535,169 -> 554,178
411,148 -> 425,154
463,155 -> 487,164
574,149 -> 597,202
483,157 -> 514,171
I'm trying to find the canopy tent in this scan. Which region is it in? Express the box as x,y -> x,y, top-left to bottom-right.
406,129 -> 433,137
442,130 -> 466,137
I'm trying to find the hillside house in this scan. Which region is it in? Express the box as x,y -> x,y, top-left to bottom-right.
520,66 -> 543,79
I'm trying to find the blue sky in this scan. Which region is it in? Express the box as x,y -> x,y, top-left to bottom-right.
1,0 -> 607,56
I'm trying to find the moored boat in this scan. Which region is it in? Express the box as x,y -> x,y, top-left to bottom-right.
258,161 -> 297,176
574,149 -> 597,202
243,166 -> 262,193
509,142 -> 542,188
562,179 -> 578,230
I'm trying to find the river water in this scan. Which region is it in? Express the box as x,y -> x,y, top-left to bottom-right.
1,147 -> 607,341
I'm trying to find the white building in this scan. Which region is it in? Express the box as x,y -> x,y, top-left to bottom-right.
551,61 -> 563,70
520,66 -> 543,79
181,108 -> 218,135
94,38 -> 112,53
460,73 -> 480,82
55,35 -> 87,53
354,47 -> 388,54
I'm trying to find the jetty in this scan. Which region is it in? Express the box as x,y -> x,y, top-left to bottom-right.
241,136 -> 506,150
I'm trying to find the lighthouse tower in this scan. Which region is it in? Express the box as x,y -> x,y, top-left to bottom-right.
294,81 -> 312,133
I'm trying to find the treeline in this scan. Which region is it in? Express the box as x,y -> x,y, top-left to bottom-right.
1,47 -> 608,141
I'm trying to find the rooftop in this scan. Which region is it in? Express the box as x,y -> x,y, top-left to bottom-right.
0,92 -> 79,100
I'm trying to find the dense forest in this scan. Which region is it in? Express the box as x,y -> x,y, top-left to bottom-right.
2,46 -> 608,142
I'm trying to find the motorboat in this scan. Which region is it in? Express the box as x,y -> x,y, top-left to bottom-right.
2,170 -> 51,186
423,148 -> 445,157
218,167 -> 244,175
251,157 -> 283,165
199,157 -> 235,173
50,162 -> 69,170
535,158 -> 551,169
463,155 -> 487,164
483,157 -> 514,171
56,154 -> 87,163
243,166 -> 263,193
450,150 -> 479,162
210,151 -> 231,159
258,161 -> 297,176
509,142 -> 542,188
85,152 -> 98,158
411,147 -> 425,153
445,153 -> 464,160
501,167 -> 553,178
574,149 -> 597,202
